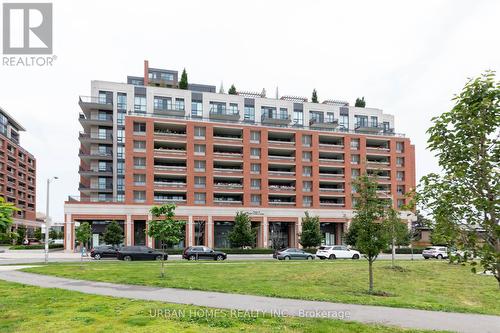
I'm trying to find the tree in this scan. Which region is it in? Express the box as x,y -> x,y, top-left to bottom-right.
355,97 -> 366,107
299,212 -> 322,248
0,197 -> 18,236
75,222 -> 92,262
34,228 -> 42,242
179,68 -> 188,89
17,226 -> 26,244
49,229 -> 58,240
311,89 -> 319,103
148,204 -> 185,278
103,220 -> 124,248
228,212 -> 255,248
228,84 -> 237,95
419,71 -> 499,286
383,206 -> 410,268
345,174 -> 388,293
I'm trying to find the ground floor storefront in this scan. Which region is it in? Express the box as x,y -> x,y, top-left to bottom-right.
63,205 -> 413,252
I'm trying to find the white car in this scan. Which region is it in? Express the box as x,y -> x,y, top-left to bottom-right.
316,245 -> 361,260
422,246 -> 448,259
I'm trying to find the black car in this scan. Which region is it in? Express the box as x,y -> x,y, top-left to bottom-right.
182,246 -> 227,261
90,245 -> 119,260
117,246 -> 168,261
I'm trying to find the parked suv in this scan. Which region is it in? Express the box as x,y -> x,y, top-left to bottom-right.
422,246 -> 448,259
90,245 -> 119,260
182,246 -> 227,261
117,246 -> 168,261
315,245 -> 361,260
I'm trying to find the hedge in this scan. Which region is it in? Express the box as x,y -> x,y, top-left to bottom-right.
9,244 -> 64,250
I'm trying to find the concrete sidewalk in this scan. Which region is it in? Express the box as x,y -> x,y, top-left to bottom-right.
0,267 -> 498,333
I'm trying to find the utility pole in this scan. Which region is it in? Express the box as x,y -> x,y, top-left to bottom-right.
44,177 -> 58,264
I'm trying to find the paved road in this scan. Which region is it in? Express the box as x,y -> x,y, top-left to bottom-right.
0,249 -> 423,265
0,266 -> 497,333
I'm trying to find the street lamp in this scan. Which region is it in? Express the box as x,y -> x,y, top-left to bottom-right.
44,176 -> 58,264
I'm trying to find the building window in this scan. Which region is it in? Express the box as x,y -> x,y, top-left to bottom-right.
133,122 -> 146,134
194,160 -> 205,172
339,115 -> 349,130
383,121 -> 390,132
175,98 -> 185,111
397,199 -> 405,208
355,115 -> 368,127
194,127 -> 206,138
117,93 -> 127,110
134,96 -> 146,113
134,157 -> 146,169
302,151 -> 312,162
117,111 -> 125,125
326,112 -> 335,123
397,171 -> 405,181
134,174 -> 146,186
153,96 -> 172,111
396,157 -> 404,167
397,185 -> 405,195
251,194 -> 261,205
303,166 -> 312,177
351,154 -> 360,164
194,193 -> 206,204
117,129 -> 125,143
194,176 -> 206,188
117,146 -> 125,159
350,138 -> 360,150
251,179 -> 261,190
310,111 -> 323,123
251,163 -> 261,174
134,191 -> 146,203
370,116 -> 378,127
293,110 -> 304,126
117,162 -> 124,174
302,134 -> 312,147
251,148 -> 260,158
134,140 -> 146,152
192,102 -> 203,117
194,144 -> 206,156
396,142 -> 404,153
244,106 -> 255,121
303,181 -> 312,192
250,131 -> 260,143
352,168 -> 360,179
303,196 -> 312,207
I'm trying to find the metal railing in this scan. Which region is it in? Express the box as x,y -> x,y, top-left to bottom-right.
127,111 -> 406,137
79,96 -> 113,105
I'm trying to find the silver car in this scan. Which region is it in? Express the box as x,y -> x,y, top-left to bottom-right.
422,246 -> 448,259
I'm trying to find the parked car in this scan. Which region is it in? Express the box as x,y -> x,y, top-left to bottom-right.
182,246 -> 227,261
422,246 -> 449,259
90,245 -> 119,260
315,245 -> 361,260
273,248 -> 315,260
116,246 -> 168,261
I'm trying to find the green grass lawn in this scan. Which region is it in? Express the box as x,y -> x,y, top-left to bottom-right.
0,280 -> 439,333
22,260 -> 500,315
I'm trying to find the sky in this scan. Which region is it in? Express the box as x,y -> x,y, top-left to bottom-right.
0,0 -> 499,222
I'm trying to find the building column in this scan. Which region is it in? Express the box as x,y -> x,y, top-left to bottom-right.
207,216 -> 214,248
262,216 -> 268,248
146,213 -> 153,248
64,214 -> 73,253
187,216 -> 193,246
296,217 -> 302,248
125,215 -> 132,246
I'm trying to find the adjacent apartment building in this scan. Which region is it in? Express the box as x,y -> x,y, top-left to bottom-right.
0,107 -> 37,234
64,61 -> 415,251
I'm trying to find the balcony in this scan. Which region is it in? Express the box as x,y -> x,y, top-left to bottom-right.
269,200 -> 296,206
79,132 -> 113,144
261,113 -> 291,126
268,170 -> 296,177
78,183 -> 113,193
213,198 -> 243,205
213,167 -> 243,175
154,181 -> 186,189
355,124 -> 384,134
154,165 -> 187,173
79,149 -> 113,161
154,106 -> 186,117
268,185 -> 296,192
209,107 -> 240,121
319,173 -> 344,179
78,166 -> 113,177
309,118 -> 339,129
320,201 -> 345,208
154,196 -> 186,204
154,148 -> 186,156
79,113 -> 113,127
214,183 -> 243,190
319,187 -> 345,193
79,96 -> 113,112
